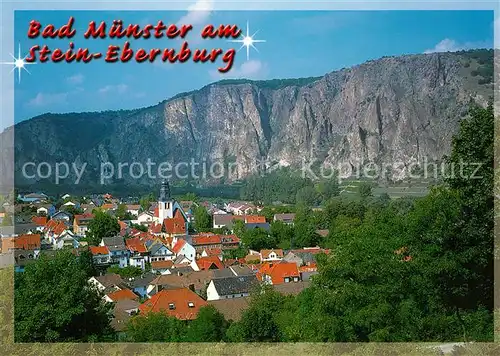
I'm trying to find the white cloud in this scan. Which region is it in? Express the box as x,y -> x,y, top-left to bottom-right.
424,38 -> 491,54
66,73 -> 84,85
98,84 -> 128,94
209,60 -> 269,80
177,0 -> 214,26
28,92 -> 68,107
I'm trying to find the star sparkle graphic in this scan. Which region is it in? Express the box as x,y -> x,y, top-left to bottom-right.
0,43 -> 35,84
229,21 -> 266,61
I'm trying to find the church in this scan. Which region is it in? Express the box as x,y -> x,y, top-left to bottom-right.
151,180 -> 189,237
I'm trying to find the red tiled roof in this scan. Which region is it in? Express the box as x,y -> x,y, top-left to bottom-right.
90,246 -> 110,256
32,216 -> 47,226
202,248 -> 222,257
172,239 -> 186,254
151,260 -> 174,270
14,234 -> 41,250
153,206 -> 159,218
106,288 -> 139,302
101,204 -> 115,210
138,288 -> 207,320
299,264 -> 317,273
221,235 -> 240,245
196,256 -> 224,270
163,218 -> 186,234
125,238 -> 148,253
45,219 -> 67,235
174,208 -> 186,221
257,262 -> 300,285
74,213 -> 94,225
149,223 -> 162,234
245,215 -> 266,224
192,234 -> 222,246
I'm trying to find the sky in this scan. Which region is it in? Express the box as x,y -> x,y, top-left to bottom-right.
9,9 -> 496,124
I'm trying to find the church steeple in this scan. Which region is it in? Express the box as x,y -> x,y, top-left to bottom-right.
159,180 -> 171,202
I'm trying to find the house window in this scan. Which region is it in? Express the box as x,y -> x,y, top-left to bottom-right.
293,277 -> 299,282
168,303 -> 175,310
188,302 -> 194,308
284,277 -> 290,283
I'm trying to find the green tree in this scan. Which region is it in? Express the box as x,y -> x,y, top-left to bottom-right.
139,193 -> 155,211
232,219 -> 246,238
241,227 -> 275,251
231,286 -> 287,342
61,205 -> 84,216
86,210 -> 120,246
14,250 -> 114,342
270,220 -> 294,249
78,249 -> 97,278
315,179 -> 340,203
193,206 -> 212,232
130,223 -> 148,232
411,104 -> 494,339
125,312 -> 186,342
185,305 -> 229,341
295,186 -> 319,207
358,182 -> 374,198
107,266 -> 143,278
115,204 -> 127,220
293,204 -> 320,248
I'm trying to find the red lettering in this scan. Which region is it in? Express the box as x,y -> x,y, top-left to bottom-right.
84,21 -> 106,38
27,20 -> 41,38
25,45 -> 39,62
58,17 -> 76,38
219,49 -> 236,73
153,21 -> 167,38
142,24 -> 153,39
25,43 -> 94,63
161,48 -> 177,62
71,48 -> 94,63
41,25 -> 57,38
135,49 -> 148,63
105,45 -> 119,62
164,24 -> 193,39
192,48 -> 222,63
201,24 -> 241,38
177,42 -> 191,62
148,49 -> 161,62
179,24 -> 193,38
38,45 -> 51,62
121,42 -> 134,63
52,49 -> 64,62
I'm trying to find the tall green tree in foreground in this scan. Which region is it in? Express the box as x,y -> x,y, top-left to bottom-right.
230,104 -> 495,342
125,306 -> 228,342
15,250 -> 113,342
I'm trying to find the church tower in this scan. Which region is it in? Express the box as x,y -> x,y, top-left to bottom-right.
158,180 -> 174,221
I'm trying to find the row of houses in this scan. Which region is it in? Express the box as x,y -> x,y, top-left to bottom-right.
88,252 -> 323,333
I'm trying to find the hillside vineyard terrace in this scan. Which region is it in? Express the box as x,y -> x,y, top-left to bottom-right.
24,18 -> 241,72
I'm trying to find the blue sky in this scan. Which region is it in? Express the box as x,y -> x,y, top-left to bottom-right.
11,10 -> 495,123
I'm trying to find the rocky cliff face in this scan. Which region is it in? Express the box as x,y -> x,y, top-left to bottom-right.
2,49 -> 495,191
